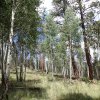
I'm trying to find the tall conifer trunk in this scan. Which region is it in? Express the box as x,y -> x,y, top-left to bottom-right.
78,0 -> 93,80
1,31 -> 5,85
72,55 -> 79,79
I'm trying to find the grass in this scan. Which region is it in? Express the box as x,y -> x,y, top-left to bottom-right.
0,68 -> 100,100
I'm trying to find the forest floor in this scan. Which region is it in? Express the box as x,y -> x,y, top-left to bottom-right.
0,68 -> 100,100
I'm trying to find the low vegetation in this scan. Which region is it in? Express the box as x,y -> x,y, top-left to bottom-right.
0,68 -> 100,100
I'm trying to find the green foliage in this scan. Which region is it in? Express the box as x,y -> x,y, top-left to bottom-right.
0,0 -> 40,43
15,0 -> 40,33
52,0 -> 69,16
63,7 -> 79,37
44,15 -> 58,37
0,0 -> 11,39
41,14 -> 59,55
90,1 -> 100,8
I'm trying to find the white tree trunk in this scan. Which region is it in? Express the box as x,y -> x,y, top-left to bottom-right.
10,9 -> 15,44
45,61 -> 48,74
52,60 -> 54,77
6,4 -> 16,78
69,35 -> 72,82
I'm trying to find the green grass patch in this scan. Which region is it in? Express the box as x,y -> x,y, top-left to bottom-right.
0,69 -> 100,100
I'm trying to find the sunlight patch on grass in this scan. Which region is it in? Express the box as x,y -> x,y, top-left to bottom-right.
0,68 -> 100,100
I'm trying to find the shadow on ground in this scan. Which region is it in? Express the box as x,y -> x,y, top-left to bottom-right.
9,79 -> 41,87
0,79 -> 48,100
58,93 -> 100,100
8,86 -> 47,100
